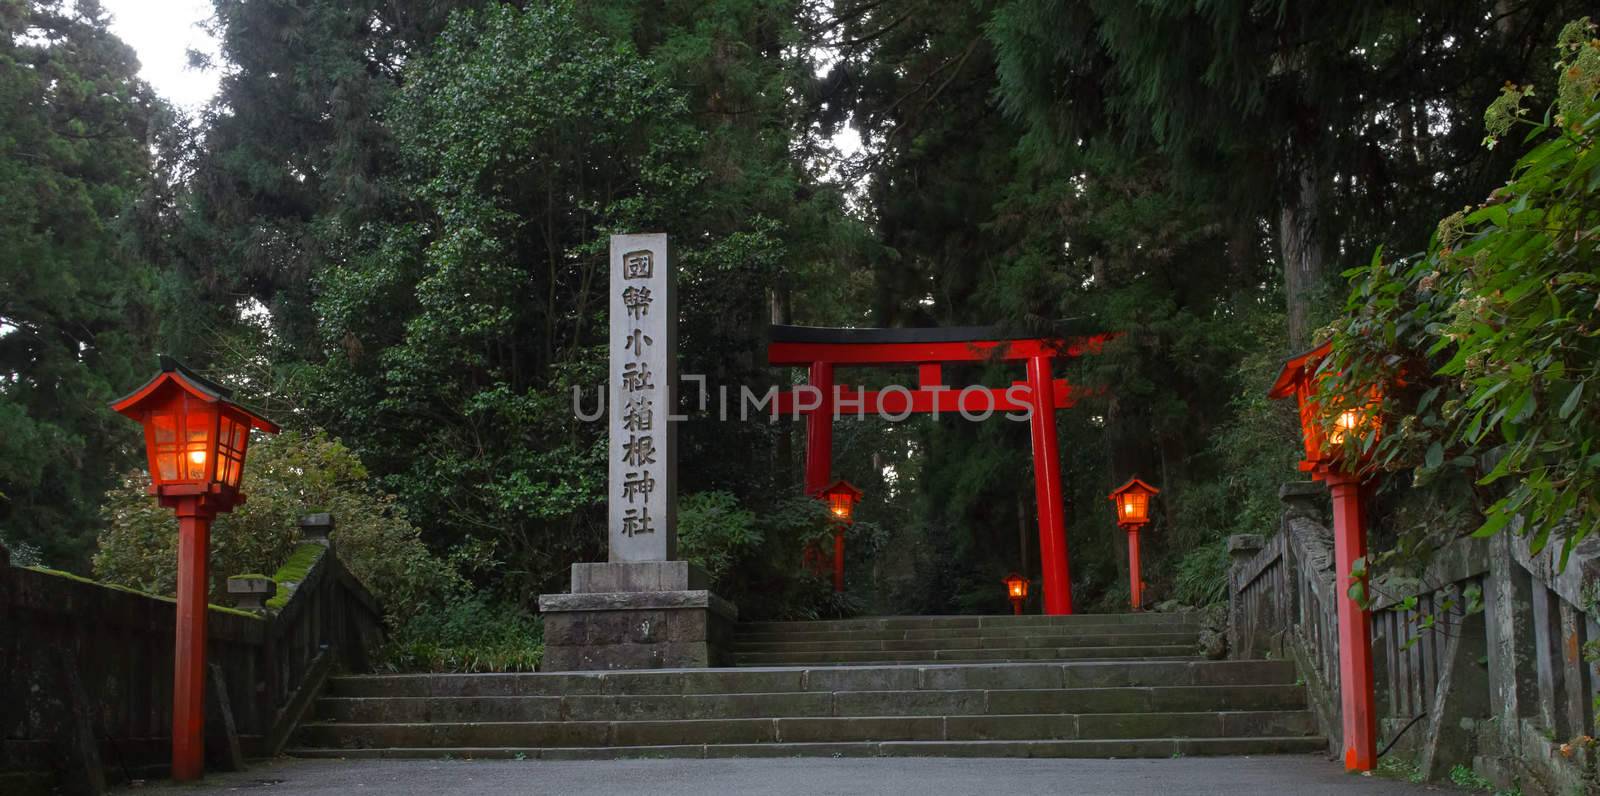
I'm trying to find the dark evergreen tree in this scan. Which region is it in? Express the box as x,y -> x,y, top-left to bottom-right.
0,0 -> 164,565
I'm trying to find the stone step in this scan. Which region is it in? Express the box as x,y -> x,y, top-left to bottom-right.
737,614 -> 1199,634
325,660 -> 1297,699
296,709 -> 1315,749
733,646 -> 1201,666
734,626 -> 1200,644
732,632 -> 1199,653
315,683 -> 1308,723
285,735 -> 1327,760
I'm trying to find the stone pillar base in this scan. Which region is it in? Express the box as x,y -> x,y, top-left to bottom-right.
537,562 -> 737,671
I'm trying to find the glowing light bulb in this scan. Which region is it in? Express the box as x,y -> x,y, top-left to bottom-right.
1125,503 -> 1135,515
188,450 -> 206,465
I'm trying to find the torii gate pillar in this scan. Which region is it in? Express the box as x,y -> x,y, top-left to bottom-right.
1026,353 -> 1072,614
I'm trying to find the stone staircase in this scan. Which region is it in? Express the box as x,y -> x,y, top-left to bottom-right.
733,613 -> 1203,666
289,613 -> 1324,760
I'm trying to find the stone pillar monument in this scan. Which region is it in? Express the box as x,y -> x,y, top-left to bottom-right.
538,234 -> 736,670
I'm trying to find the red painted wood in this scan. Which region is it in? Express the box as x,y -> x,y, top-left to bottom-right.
804,361 -> 833,495
768,336 -> 1110,366
1326,471 -> 1377,772
916,363 -> 942,387
1026,354 -> 1072,615
1126,528 -> 1143,610
773,379 -> 1075,416
171,498 -> 211,781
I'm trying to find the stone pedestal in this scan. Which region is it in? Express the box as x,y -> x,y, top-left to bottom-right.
538,562 -> 736,671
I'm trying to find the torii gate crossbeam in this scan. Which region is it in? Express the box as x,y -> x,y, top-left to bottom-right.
767,325 -> 1109,615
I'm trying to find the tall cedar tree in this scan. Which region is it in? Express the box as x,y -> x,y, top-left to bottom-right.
0,0 -> 162,566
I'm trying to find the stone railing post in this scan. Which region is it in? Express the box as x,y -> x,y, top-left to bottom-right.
299,513 -> 334,547
227,575 -> 277,613
1227,534 -> 1264,658
1278,481 -> 1327,523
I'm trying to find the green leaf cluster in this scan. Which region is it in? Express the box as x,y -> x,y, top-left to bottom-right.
1322,19 -> 1600,560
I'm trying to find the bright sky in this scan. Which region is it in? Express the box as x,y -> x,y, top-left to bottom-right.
101,0 -> 220,110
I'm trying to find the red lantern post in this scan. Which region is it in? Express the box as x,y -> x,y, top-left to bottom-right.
1108,477 -> 1159,610
1268,341 -> 1382,772
111,357 -> 279,781
1002,572 -> 1029,615
814,479 -> 862,592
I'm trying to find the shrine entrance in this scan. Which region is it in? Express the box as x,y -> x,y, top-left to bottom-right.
767,325 -> 1108,615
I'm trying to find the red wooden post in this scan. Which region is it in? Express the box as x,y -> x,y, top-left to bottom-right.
1026,353 -> 1072,615
1326,470 -> 1377,771
804,361 -> 833,495
109,358 -> 280,783
171,497 -> 211,781
1126,528 -> 1142,610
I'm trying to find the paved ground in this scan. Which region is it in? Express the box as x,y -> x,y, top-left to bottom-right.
119,755 -> 1452,795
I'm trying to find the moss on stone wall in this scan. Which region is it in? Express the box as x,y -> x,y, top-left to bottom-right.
21,565 -> 264,620
265,543 -> 327,610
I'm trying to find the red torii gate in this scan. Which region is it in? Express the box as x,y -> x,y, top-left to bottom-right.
767,325 -> 1109,615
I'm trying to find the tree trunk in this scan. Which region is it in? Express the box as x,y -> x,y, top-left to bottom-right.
1278,153 -> 1325,351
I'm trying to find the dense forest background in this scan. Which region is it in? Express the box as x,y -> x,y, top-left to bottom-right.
3,0 -> 1596,663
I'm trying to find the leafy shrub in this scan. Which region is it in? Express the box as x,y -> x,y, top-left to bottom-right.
93,429 -> 458,622
677,491 -> 762,584
0,534 -> 42,567
380,593 -> 543,673
1172,539 -> 1229,607
1320,19 -> 1600,559
703,494 -> 889,621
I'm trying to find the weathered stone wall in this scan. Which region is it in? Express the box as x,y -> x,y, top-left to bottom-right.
0,558 -> 268,789
0,516 -> 385,794
1229,485 -> 1600,793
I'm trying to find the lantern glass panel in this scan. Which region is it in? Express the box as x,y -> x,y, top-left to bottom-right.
214,414 -> 249,488
184,405 -> 213,479
1118,490 -> 1149,523
828,491 -> 853,520
152,411 -> 179,481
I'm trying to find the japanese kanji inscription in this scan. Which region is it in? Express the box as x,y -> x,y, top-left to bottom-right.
609,234 -> 676,561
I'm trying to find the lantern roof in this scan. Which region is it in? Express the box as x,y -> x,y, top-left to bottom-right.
110,356 -> 281,433
1267,340 -> 1332,400
1002,571 -> 1027,583
1108,476 -> 1160,501
813,479 -> 863,500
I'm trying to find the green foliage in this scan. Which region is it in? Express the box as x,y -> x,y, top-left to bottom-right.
94,429 -> 458,621
1322,19 -> 1600,560
1375,755 -> 1427,784
1171,541 -> 1229,607
0,0 -> 163,567
1449,764 -> 1496,792
379,592 -> 543,673
677,491 -> 762,585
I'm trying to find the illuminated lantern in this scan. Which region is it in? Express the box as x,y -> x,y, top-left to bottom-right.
111,357 -> 279,781
813,480 -> 862,592
1003,572 -> 1029,615
1107,477 -> 1160,610
1268,340 -> 1385,773
1109,477 -> 1158,528
819,479 -> 862,522
1267,341 -> 1382,472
